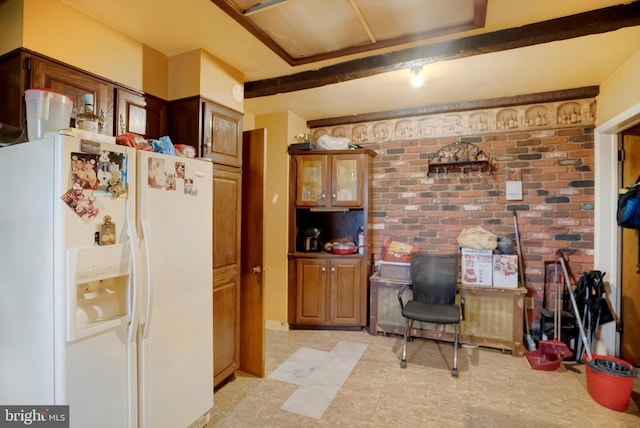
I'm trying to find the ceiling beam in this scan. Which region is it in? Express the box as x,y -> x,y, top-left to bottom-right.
245,2 -> 640,98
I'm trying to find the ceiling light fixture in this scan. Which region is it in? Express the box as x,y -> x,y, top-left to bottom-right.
410,67 -> 424,88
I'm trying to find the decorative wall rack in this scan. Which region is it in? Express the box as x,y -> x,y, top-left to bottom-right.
427,141 -> 497,177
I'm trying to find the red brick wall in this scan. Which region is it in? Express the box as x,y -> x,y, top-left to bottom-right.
364,125 -> 595,334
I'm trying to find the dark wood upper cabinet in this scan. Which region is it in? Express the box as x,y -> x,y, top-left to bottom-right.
0,49 -> 169,142
0,51 -> 27,131
143,94 -> 168,140
30,56 -> 114,136
169,96 -> 242,165
203,100 -> 242,167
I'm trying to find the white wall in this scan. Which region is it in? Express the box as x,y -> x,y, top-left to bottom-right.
594,48 -> 640,356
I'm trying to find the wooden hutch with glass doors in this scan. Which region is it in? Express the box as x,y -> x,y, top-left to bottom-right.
287,149 -> 376,328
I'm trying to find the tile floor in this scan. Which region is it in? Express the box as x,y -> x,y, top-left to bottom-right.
210,328 -> 640,427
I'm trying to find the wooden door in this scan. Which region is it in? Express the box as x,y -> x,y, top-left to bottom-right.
30,57 -> 114,135
240,129 -> 266,378
329,258 -> 363,324
295,259 -> 327,324
212,165 -> 242,386
621,129 -> 640,366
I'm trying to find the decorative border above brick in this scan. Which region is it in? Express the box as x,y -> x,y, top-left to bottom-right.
310,98 -> 596,143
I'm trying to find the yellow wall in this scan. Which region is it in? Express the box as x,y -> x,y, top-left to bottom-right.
22,0 -> 143,90
255,111 -> 307,327
0,0 -> 23,55
597,49 -> 640,125
169,50 -> 201,100
142,45 -> 169,100
168,49 -> 243,108
16,0 -> 241,103
200,50 -> 244,113
243,112 -> 256,131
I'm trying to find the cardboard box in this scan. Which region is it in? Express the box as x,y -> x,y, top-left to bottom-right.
461,248 -> 493,286
493,254 -> 519,288
378,261 -> 411,280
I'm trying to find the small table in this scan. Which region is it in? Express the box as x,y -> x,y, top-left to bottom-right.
368,273 -> 526,356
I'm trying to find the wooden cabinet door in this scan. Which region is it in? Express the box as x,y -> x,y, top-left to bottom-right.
30,57 -> 114,135
143,94 -> 169,140
295,155 -> 329,207
0,52 -> 26,130
213,279 -> 239,385
203,101 -> 242,167
329,259 -> 362,324
168,97 -> 201,155
115,88 -> 146,137
331,154 -> 364,208
295,259 -> 327,324
212,165 -> 242,386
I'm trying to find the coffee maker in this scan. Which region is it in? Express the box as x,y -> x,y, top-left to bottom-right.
298,227 -> 322,252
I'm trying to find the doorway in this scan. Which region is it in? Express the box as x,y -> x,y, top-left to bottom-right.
594,102 -> 640,360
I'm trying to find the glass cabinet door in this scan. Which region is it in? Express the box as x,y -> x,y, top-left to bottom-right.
296,155 -> 327,206
331,155 -> 363,207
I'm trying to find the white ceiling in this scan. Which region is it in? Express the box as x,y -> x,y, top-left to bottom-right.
59,0 -> 640,121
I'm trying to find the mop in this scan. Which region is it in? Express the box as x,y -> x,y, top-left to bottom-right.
513,210 -> 536,351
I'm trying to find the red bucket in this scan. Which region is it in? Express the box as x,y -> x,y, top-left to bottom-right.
585,355 -> 638,411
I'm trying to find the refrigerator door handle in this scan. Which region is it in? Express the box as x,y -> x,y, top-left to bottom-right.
126,217 -> 140,343
140,219 -> 154,340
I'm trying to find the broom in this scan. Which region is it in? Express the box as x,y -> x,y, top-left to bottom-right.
513,210 -> 537,351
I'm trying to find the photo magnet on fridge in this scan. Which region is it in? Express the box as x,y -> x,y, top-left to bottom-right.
175,161 -> 185,179
99,216 -> 116,246
71,152 -> 99,190
165,173 -> 176,191
60,185 -> 104,223
148,157 -> 166,188
95,151 -> 126,197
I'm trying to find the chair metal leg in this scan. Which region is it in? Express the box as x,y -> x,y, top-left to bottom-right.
451,322 -> 459,377
401,319 -> 414,368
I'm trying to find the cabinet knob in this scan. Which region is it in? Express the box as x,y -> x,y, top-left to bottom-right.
322,265 -> 326,272
321,193 -> 326,200
331,267 -> 335,272
332,193 -> 336,199
251,265 -> 262,274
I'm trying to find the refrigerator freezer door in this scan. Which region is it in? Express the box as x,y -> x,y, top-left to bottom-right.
137,152 -> 214,428
0,136 -> 137,428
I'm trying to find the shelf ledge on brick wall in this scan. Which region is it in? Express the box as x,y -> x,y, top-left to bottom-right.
311,98 -> 596,143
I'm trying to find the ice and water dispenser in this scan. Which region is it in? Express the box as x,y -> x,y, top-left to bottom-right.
67,244 -> 131,341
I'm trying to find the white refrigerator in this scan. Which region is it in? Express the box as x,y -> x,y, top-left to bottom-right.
0,135 -> 213,428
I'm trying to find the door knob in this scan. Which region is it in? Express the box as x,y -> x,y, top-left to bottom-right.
251,265 -> 262,274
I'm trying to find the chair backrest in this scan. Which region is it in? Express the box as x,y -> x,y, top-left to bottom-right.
410,252 -> 459,305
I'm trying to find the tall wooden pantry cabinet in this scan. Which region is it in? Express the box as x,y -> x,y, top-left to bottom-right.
287,149 -> 376,328
168,97 -> 243,387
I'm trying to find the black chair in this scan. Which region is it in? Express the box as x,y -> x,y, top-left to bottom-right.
397,252 -> 462,377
